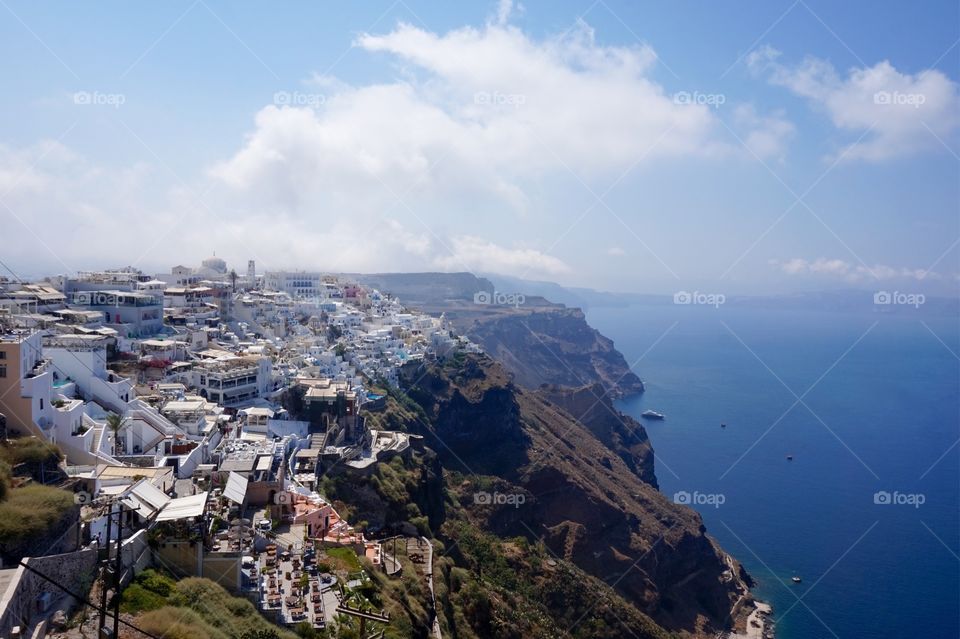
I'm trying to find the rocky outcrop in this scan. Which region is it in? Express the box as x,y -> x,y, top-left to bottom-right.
399,355 -> 751,636
537,383 -> 657,487
448,306 -> 645,398
351,271 -> 644,398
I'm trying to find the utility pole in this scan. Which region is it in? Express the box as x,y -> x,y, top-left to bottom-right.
97,501 -> 132,639
112,511 -> 123,639
98,503 -> 113,634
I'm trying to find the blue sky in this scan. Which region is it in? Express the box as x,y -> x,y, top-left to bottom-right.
1,0 -> 957,295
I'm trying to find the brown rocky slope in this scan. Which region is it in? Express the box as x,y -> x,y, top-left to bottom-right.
399,354 -> 752,636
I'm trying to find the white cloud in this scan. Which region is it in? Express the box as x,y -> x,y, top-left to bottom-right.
3,14 -> 793,283
606,246 -> 626,256
215,20 -> 730,201
748,45 -> 960,161
205,18 -> 795,280
492,0 -> 520,26
770,257 -> 940,282
732,103 -> 794,161
433,235 -> 569,276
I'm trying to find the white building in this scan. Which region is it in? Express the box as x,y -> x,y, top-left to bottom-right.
264,271 -> 329,298
192,355 -> 273,407
44,334 -> 134,413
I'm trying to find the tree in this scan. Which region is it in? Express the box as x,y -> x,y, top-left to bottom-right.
229,269 -> 238,293
105,412 -> 128,456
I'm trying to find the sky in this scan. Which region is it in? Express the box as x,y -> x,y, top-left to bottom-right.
1,0 -> 958,295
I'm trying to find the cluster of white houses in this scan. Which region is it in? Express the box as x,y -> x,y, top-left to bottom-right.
0,258 -> 474,636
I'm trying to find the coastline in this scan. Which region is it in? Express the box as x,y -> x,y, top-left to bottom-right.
730,601 -> 773,639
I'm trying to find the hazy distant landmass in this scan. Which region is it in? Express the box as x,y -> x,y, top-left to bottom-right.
483,273 -> 960,316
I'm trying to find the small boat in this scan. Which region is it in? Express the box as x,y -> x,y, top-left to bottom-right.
791,576 -> 802,583
720,423 -> 727,428
786,454 -> 794,461
641,410 -> 665,420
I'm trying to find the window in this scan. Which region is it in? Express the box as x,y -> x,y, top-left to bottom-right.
0,365 -> 5,378
0,351 -> 6,359
40,398 -> 44,409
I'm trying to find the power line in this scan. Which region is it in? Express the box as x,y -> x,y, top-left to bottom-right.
17,558 -> 165,639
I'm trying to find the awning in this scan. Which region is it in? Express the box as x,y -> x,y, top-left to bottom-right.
156,492 -> 209,521
223,471 -> 248,505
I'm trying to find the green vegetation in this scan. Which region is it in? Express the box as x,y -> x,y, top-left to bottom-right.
121,569 -> 176,613
129,576 -> 299,639
0,461 -> 11,501
104,412 -> 128,455
325,546 -> 361,572
0,437 -> 63,467
0,439 -> 74,561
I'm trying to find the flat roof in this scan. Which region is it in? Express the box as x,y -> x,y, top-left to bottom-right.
241,407 -> 274,417
163,400 -> 205,412
98,466 -> 171,479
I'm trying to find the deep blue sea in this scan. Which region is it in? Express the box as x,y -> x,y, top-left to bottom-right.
586,303 -> 960,639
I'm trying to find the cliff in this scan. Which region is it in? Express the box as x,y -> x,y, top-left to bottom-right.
448,306 -> 645,398
350,271 -> 644,398
389,354 -> 752,636
537,383 -> 658,488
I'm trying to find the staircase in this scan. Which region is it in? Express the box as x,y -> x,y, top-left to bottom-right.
91,425 -> 105,453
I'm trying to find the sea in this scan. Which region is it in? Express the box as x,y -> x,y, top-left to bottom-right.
586,302 -> 960,639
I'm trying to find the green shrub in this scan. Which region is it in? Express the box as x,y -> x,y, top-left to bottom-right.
120,583 -> 167,613
326,546 -> 361,571
0,438 -> 63,467
0,485 -> 75,556
135,569 -> 176,597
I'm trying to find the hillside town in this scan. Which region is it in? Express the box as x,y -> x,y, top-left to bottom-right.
0,256 -> 479,638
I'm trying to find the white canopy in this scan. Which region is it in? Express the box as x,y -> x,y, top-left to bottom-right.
223,471 -> 248,505
156,492 -> 209,522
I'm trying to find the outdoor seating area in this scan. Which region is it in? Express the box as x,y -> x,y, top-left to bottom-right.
258,541 -> 331,628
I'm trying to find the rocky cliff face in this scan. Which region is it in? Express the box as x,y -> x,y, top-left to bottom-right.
447,306 -> 645,398
537,383 -> 658,488
399,355 -> 751,636
351,271 -> 644,398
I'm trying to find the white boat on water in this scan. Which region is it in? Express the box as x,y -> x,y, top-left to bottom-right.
641,410 -> 665,420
